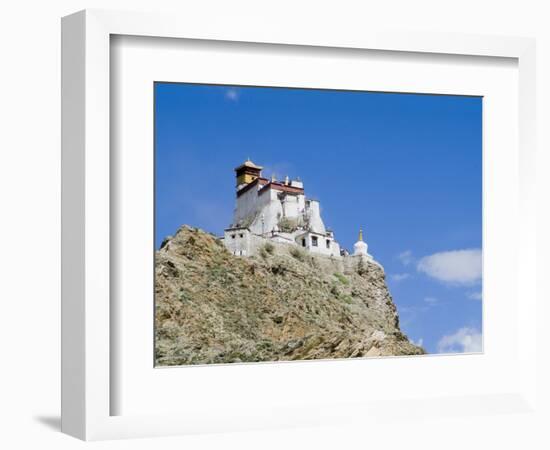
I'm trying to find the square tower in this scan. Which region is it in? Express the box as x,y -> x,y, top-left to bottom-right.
235,159 -> 263,190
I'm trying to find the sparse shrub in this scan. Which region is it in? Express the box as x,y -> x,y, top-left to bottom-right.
163,260 -> 179,278
289,247 -> 306,262
333,272 -> 349,285
256,340 -> 275,351
178,289 -> 190,302
271,262 -> 287,275
351,287 -> 362,297
308,256 -> 319,268
341,295 -> 353,304
209,263 -> 235,286
258,241 -> 275,260
330,282 -> 352,304
278,217 -> 298,232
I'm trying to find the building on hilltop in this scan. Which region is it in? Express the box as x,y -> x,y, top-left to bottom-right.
223,159 -> 379,267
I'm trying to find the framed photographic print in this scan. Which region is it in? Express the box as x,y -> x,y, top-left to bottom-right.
153,83 -> 480,366
62,9 -> 538,441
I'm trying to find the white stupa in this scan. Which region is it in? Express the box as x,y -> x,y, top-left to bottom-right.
353,229 -> 370,257
348,227 -> 382,270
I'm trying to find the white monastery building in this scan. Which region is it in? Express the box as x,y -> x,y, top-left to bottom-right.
223,159 -> 380,268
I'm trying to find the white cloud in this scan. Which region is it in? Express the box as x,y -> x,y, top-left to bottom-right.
225,88 -> 239,101
410,337 -> 424,347
397,250 -> 414,266
390,273 -> 410,282
424,296 -> 438,305
467,291 -> 483,301
437,327 -> 482,353
417,249 -> 482,285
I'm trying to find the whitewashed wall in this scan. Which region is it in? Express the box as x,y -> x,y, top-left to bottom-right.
306,200 -> 326,234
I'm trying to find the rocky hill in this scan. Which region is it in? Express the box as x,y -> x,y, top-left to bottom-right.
155,226 -> 424,366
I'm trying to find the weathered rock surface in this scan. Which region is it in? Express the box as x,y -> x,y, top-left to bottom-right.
155,226 -> 424,366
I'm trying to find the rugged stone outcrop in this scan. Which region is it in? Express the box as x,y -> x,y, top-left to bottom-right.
155,226 -> 424,366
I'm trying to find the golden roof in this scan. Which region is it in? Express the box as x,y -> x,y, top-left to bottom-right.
234,158 -> 263,171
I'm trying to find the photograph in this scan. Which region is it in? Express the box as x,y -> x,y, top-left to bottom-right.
1,1 -> 541,446
154,83 -> 483,366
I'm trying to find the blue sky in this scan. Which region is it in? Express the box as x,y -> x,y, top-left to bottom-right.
155,83 -> 483,355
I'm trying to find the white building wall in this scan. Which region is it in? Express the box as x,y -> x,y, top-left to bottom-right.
223,228 -> 349,262
296,231 -> 341,258
331,240 -> 342,258
224,228 -> 252,256
229,178 -> 348,260
297,194 -> 305,213
223,230 -> 382,271
281,194 -> 301,219
234,182 -> 310,234
307,200 -> 326,234
248,188 -> 282,235
270,232 -> 298,245
233,185 -> 261,226
343,254 -> 384,272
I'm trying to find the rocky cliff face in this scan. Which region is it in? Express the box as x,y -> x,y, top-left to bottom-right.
155,226 -> 424,366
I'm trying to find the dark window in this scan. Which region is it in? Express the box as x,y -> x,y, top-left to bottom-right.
239,233 -> 244,238
231,234 -> 236,239
312,236 -> 318,247
302,238 -> 306,247
326,239 -> 331,249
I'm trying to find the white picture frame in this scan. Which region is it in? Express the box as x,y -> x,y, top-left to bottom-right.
61,9 -> 537,441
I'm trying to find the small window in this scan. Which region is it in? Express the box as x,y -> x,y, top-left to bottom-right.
231,234 -> 236,239
326,239 -> 331,249
312,236 -> 318,247
239,233 -> 244,238
302,238 -> 306,247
